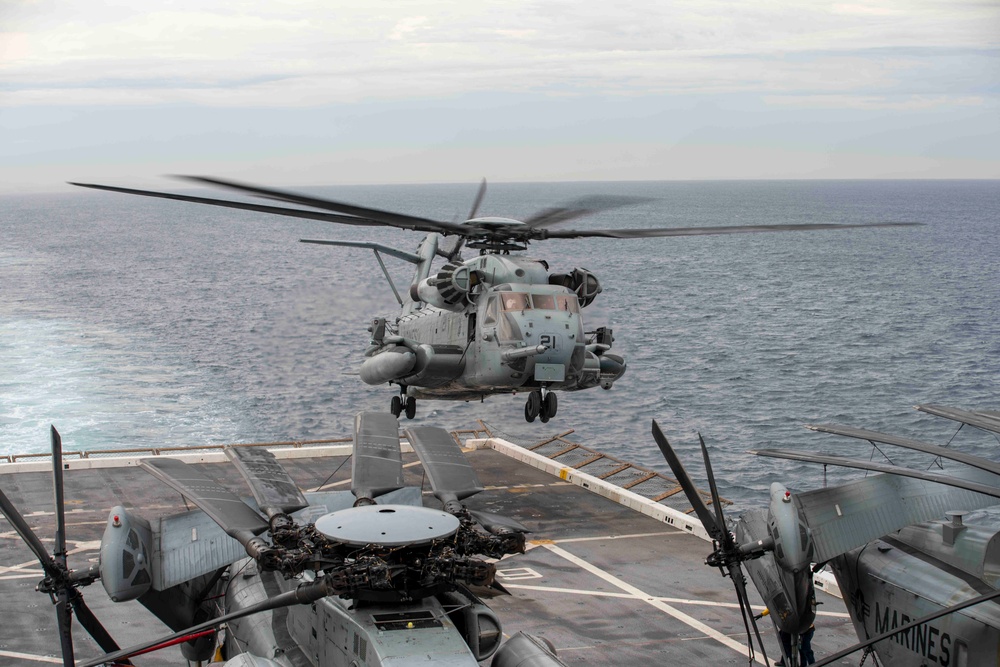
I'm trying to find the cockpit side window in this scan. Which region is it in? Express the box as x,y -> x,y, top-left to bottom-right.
483,296 -> 499,325
502,293 -> 530,311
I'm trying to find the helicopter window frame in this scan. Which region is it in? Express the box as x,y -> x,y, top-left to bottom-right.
555,295 -> 580,313
502,293 -> 531,311
531,294 -> 557,310
482,296 -> 499,325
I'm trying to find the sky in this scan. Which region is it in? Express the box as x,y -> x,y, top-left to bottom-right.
1,1 -> 998,193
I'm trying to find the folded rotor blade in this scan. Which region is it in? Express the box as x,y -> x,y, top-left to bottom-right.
468,509 -> 529,534
140,459 -> 268,545
650,420 -> 724,541
753,449 -> 1000,500
728,562 -> 772,666
225,446 -> 308,518
352,412 -> 405,503
77,577 -> 335,667
176,176 -> 468,236
404,425 -> 484,511
70,182 -> 384,227
805,423 -> 1000,477
916,404 -> 1000,434
812,588 -> 1000,667
545,221 -> 921,239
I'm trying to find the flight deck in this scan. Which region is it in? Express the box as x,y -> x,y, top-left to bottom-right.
0,424 -> 859,666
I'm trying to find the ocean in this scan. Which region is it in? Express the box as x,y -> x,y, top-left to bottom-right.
2,180 -> 998,510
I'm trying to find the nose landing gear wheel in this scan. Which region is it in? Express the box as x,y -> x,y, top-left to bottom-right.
524,390 -> 541,423
405,396 -> 417,420
390,395 -> 402,418
544,391 -> 557,418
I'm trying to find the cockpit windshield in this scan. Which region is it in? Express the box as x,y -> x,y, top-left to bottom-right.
501,293 -> 531,311
501,292 -> 579,313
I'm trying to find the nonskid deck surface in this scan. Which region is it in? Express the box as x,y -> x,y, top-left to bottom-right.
0,438 -> 859,666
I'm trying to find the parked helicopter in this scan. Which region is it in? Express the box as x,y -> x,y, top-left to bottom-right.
0,414 -> 570,667
71,177 -> 919,422
652,404 -> 1000,667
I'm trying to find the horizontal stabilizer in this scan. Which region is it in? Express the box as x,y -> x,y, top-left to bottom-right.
791,473 -> 999,564
140,459 -> 268,542
353,412 -> 405,501
299,239 -> 423,263
405,425 -> 484,506
916,405 -> 1000,434
753,449 -> 1000,501
153,509 -> 245,591
805,423 -> 1000,477
225,446 -> 309,517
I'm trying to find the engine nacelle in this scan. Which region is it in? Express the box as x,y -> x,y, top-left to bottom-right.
99,506 -> 153,602
549,268 -> 601,307
412,262 -> 481,311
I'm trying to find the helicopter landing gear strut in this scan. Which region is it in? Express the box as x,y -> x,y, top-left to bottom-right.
391,392 -> 417,420
524,388 -> 557,423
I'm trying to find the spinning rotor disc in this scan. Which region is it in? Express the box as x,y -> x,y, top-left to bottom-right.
315,504 -> 460,547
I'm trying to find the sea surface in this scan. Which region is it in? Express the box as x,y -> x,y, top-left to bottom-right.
2,180 -> 998,510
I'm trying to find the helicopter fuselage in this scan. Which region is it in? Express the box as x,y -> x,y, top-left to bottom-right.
359,246 -> 626,420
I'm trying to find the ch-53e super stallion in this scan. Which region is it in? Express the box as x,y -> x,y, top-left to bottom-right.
72,177 -> 917,423
654,404 -> 1000,667
0,414 -> 571,667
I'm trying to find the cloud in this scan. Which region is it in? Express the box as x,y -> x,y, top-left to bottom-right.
1,1 -> 997,108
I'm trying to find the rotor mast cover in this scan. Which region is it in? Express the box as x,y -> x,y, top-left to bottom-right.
314,504 -> 460,546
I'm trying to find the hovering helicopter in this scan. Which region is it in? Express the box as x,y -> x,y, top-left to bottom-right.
71,177 -> 919,423
0,414 -> 571,667
652,404 -> 1000,667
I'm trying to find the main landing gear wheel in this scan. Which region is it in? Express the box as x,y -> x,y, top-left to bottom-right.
524,390 -> 541,423
405,396 -> 417,420
390,395 -> 402,418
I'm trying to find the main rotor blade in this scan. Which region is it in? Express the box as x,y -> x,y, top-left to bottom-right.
753,449 -> 1000,500
811,587 -> 1000,667
805,423 -> 1000,477
225,446 -> 308,518
176,176 -> 469,235
70,182 -> 385,227
77,576 -> 334,667
0,486 -> 58,572
404,425 -> 484,511
650,420 -> 724,541
545,221 -> 921,239
468,178 -> 487,220
140,459 -> 269,545
522,195 -> 650,229
916,404 -> 1000,434
352,412 -> 405,502
698,434 -> 732,550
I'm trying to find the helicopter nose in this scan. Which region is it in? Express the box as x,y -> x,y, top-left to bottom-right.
532,332 -> 574,382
